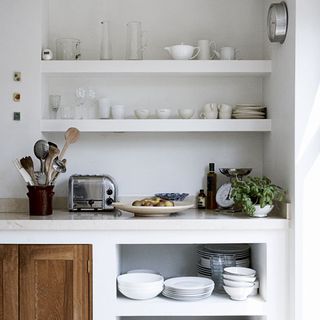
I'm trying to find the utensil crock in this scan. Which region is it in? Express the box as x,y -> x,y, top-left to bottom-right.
27,185 -> 55,216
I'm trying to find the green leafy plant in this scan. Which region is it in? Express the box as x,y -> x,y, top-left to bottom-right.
231,176 -> 285,216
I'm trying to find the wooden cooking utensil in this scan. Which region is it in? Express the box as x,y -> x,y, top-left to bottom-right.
20,156 -> 38,185
59,127 -> 80,159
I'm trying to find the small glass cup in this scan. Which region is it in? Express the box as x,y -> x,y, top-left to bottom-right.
210,254 -> 236,292
56,38 -> 81,60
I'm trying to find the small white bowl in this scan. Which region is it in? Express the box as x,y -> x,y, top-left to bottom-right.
223,278 -> 255,288
223,273 -> 256,283
223,285 -> 254,301
118,284 -> 163,300
117,273 -> 164,288
178,108 -> 194,119
135,109 -> 150,119
224,267 -> 256,277
127,269 -> 160,275
156,109 -> 171,119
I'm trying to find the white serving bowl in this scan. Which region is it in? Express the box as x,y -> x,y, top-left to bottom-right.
178,108 -> 194,119
118,284 -> 163,300
127,269 -> 160,275
223,278 -> 255,288
135,108 -> 150,119
117,273 -> 164,288
224,267 -> 256,277
223,273 -> 256,283
223,285 -> 254,301
156,108 -> 171,119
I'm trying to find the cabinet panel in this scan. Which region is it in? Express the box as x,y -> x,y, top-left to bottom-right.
0,245 -> 18,320
19,245 -> 92,320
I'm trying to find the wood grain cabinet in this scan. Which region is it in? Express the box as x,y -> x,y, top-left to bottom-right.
0,244 -> 92,320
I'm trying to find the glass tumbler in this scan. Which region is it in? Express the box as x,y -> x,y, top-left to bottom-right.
56,38 -> 81,60
210,254 -> 236,292
125,21 -> 146,60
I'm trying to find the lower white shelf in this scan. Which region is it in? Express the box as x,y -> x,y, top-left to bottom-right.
41,119 -> 272,133
115,294 -> 266,316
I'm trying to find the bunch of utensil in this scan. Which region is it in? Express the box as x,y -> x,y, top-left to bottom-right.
13,127 -> 80,186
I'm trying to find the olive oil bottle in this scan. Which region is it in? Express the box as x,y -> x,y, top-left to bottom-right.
206,163 -> 217,210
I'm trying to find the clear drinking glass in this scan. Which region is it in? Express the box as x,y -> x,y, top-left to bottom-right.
100,20 -> 112,60
49,95 -> 61,119
75,87 -> 87,119
125,21 -> 146,60
56,38 -> 81,60
210,254 -> 236,292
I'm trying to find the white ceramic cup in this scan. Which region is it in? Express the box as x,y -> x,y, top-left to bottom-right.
200,103 -> 219,119
111,105 -> 125,119
135,108 -> 150,119
156,108 -> 171,119
98,98 -> 111,119
220,47 -> 239,60
197,40 -> 216,60
178,108 -> 194,119
219,104 -> 233,119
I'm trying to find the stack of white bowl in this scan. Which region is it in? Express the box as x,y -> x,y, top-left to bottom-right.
222,267 -> 256,301
117,272 -> 164,300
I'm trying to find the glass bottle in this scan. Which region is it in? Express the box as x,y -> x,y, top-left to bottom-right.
206,163 -> 217,210
197,189 -> 207,209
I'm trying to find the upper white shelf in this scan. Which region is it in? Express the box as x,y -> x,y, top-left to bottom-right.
40,119 -> 272,133
41,60 -> 272,76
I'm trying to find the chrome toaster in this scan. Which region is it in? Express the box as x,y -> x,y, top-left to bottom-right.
68,175 -> 117,212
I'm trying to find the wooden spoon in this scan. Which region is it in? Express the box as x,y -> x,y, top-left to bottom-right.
20,156 -> 38,185
59,127 -> 80,159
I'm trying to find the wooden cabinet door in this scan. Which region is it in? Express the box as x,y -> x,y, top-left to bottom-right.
19,245 -> 92,320
0,245 -> 18,320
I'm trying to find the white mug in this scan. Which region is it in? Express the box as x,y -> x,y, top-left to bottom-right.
197,40 -> 216,60
220,47 -> 239,60
218,104 -> 233,119
135,108 -> 150,119
200,103 -> 219,119
98,98 -> 111,119
111,105 -> 125,119
156,108 -> 171,119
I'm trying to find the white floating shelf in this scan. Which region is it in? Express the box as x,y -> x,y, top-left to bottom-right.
40,119 -> 272,133
41,60 -> 272,76
115,295 -> 266,316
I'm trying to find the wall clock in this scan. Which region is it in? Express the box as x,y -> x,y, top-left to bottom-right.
267,2 -> 288,44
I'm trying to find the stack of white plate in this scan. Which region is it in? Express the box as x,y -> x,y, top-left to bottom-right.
117,272 -> 164,300
232,104 -> 266,119
162,277 -> 214,301
197,244 -> 251,279
223,267 -> 256,301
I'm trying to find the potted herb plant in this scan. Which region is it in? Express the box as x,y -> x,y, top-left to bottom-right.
231,176 -> 285,217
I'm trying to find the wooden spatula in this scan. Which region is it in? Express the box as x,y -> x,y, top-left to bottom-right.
20,156 -> 38,185
59,127 -> 80,160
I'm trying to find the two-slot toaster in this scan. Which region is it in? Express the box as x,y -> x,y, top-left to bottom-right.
68,175 -> 117,211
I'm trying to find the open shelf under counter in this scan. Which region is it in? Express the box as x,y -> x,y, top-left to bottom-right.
40,119 -> 272,133
41,60 -> 272,76
115,294 -> 266,316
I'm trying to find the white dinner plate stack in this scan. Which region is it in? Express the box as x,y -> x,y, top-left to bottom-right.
232,104 -> 267,119
162,276 -> 214,301
197,244 -> 251,279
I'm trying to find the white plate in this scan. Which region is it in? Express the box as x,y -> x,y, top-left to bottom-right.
113,202 -> 194,217
162,291 -> 212,301
164,277 -> 214,290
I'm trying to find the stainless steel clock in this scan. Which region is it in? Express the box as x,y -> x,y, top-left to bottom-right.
267,2 -> 288,44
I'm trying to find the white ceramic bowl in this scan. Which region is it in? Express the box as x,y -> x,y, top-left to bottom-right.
117,273 -> 164,288
135,109 -> 150,119
178,108 -> 194,119
156,109 -> 171,119
223,285 -> 254,301
224,267 -> 256,277
165,45 -> 198,60
223,278 -> 255,288
253,204 -> 274,217
223,273 -> 256,283
118,284 -> 163,300
127,269 -> 160,275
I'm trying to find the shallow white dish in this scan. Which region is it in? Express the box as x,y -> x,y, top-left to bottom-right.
113,202 -> 194,217
224,267 -> 256,277
223,278 -> 255,288
223,285 -> 254,301
164,276 -> 214,291
223,273 -> 256,283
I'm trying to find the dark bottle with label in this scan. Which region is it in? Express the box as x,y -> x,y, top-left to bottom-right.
197,189 -> 206,209
206,163 -> 217,210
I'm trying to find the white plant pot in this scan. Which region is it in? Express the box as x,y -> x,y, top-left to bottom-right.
253,204 -> 274,218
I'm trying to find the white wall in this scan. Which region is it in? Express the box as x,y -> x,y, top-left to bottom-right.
295,0 -> 320,319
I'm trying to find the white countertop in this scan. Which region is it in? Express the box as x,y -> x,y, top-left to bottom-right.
0,209 -> 289,231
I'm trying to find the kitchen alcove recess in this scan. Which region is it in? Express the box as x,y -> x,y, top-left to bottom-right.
0,244 -> 92,320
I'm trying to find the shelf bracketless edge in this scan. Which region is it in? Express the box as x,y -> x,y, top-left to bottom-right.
41,60 -> 272,75
40,119 -> 272,133
115,295 -> 267,316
